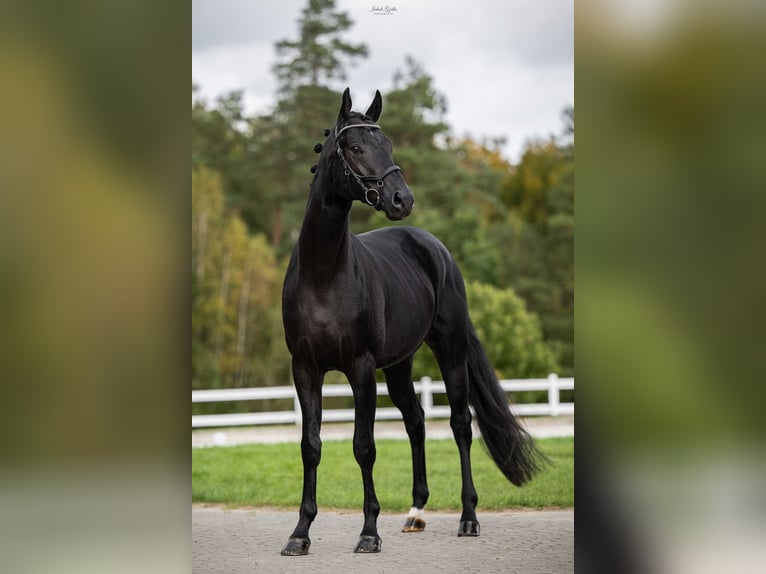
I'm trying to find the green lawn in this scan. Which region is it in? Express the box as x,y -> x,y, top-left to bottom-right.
192,436 -> 573,510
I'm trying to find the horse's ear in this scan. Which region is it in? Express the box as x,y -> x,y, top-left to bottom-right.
365,90 -> 383,122
337,88 -> 352,124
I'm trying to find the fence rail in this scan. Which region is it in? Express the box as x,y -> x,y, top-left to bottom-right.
192,374 -> 573,428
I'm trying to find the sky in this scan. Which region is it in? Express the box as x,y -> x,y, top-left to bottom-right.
192,0 -> 573,162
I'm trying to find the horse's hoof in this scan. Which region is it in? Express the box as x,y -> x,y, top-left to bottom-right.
402,516 -> 426,532
354,534 -> 382,553
458,520 -> 480,537
281,537 -> 310,556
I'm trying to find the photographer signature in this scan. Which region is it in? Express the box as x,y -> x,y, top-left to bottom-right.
370,5 -> 398,16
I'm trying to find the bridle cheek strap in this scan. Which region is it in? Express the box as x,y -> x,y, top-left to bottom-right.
336,146 -> 401,210
334,123 -> 402,210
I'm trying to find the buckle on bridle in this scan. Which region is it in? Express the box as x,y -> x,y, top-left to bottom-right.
364,188 -> 381,208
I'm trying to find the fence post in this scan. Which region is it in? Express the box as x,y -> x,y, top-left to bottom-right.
548,373 -> 560,416
420,376 -> 433,418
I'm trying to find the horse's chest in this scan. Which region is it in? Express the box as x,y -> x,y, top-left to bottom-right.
286,291 -> 375,370
301,304 -> 344,340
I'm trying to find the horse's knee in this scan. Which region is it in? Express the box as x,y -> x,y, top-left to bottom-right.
301,435 -> 322,467
353,437 -> 376,466
450,411 -> 472,434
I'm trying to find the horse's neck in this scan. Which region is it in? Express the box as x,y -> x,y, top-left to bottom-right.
297,173 -> 353,283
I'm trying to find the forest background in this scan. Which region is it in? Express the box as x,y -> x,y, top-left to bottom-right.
192,0 -> 573,414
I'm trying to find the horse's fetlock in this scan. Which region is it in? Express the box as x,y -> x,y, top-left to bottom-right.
301,501 -> 318,522
413,485 -> 430,507
366,499 -> 381,519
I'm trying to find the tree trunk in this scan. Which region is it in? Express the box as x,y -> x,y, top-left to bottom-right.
235,255 -> 252,386
196,211 -> 207,281
271,202 -> 283,249
214,250 -> 231,360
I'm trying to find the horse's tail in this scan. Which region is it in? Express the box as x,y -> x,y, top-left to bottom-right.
466,325 -> 548,486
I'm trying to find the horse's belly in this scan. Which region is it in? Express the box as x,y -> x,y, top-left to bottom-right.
376,306 -> 432,368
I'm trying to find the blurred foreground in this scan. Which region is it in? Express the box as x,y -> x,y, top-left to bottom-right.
577,1 -> 766,572
0,2 -> 188,573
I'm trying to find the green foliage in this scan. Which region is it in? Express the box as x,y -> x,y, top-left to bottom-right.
498,136 -> 574,376
192,437 -> 573,510
192,167 -> 290,402
192,89 -> 267,237
467,282 -> 559,377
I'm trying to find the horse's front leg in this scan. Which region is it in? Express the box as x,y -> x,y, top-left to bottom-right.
349,355 -> 382,553
281,359 -> 324,556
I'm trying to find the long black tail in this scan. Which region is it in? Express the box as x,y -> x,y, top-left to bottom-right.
467,325 -> 548,486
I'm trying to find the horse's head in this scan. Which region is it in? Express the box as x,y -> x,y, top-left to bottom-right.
332,88 -> 414,221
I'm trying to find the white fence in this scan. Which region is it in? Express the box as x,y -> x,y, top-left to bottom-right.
192,374 -> 573,428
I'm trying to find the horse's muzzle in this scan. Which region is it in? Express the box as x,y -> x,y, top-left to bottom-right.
383,187 -> 414,220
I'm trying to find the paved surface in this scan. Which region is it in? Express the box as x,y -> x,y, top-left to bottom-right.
192,506 -> 574,573
192,417 -> 573,448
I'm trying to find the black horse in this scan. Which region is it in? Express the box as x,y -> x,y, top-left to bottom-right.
281,88 -> 543,556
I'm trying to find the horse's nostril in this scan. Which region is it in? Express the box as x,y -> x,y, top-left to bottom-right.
393,191 -> 402,207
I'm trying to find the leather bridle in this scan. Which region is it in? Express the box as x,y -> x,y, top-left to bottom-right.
334,123 -> 402,209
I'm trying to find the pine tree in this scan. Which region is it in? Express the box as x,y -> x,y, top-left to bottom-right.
273,0 -> 368,94
253,0 -> 369,251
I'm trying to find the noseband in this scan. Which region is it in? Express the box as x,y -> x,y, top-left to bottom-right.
335,123 -> 402,209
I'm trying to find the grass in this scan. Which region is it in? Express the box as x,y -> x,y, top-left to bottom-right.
192,436 -> 573,510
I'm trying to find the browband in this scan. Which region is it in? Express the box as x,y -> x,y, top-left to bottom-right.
335,123 -> 381,138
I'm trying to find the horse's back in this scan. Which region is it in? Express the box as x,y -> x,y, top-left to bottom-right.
356,226 -> 460,288
356,226 -> 453,266
356,226 -> 467,323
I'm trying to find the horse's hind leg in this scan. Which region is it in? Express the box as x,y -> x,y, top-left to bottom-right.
428,333 -> 480,537
348,355 -> 383,553
383,356 -> 429,532
281,359 -> 324,556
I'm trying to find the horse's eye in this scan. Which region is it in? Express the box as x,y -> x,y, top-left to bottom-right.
350,144 -> 360,153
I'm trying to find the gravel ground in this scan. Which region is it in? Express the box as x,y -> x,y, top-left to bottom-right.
192,506 -> 574,574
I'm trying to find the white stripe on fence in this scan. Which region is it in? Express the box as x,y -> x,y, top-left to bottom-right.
192,374 -> 573,428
